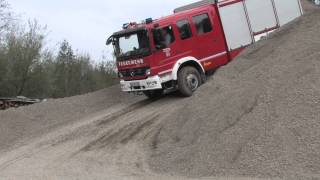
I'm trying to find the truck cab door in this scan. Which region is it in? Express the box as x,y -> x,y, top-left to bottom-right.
191,8 -> 229,70
151,25 -> 182,75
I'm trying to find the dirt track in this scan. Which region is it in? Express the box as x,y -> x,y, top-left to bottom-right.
0,1 -> 319,180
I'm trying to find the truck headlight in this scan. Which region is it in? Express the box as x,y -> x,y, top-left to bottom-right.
145,69 -> 151,76
118,71 -> 124,78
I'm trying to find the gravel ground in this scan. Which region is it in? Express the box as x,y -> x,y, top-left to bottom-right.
0,1 -> 318,180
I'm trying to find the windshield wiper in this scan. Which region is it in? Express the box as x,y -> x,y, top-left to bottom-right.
117,48 -> 150,59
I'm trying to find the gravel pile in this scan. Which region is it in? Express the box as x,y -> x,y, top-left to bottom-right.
0,86 -> 142,153
147,6 -> 320,179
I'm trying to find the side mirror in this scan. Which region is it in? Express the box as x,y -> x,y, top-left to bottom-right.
155,44 -> 167,50
106,36 -> 113,45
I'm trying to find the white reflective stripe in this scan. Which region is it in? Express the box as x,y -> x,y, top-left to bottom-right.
158,52 -> 226,76
219,0 -> 237,3
199,51 -> 227,62
218,0 -> 240,7
153,62 -> 175,70
159,69 -> 173,75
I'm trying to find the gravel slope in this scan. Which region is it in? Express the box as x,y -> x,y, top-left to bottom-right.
0,86 -> 143,153
148,6 -> 320,180
0,1 -> 319,180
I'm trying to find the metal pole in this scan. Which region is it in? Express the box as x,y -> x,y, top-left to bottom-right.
270,0 -> 280,27
242,0 -> 255,43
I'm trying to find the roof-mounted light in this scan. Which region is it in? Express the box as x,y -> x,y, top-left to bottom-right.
145,18 -> 153,24
122,23 -> 129,29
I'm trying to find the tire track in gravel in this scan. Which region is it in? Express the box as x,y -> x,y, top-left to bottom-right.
81,113 -> 160,151
96,99 -> 156,126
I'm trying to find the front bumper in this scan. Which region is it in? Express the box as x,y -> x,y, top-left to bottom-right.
120,75 -> 163,92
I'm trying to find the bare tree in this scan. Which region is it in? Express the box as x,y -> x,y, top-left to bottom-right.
0,1 -> 117,98
4,20 -> 45,96
0,0 -> 13,36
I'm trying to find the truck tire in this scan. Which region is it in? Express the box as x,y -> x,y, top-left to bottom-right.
178,66 -> 201,97
143,89 -> 163,99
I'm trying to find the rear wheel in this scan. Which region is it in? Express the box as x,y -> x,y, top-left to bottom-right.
143,89 -> 163,99
178,66 -> 201,97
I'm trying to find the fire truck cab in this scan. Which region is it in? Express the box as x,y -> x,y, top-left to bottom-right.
107,0 -> 303,98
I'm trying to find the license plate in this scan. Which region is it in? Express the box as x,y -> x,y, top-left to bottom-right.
130,82 -> 140,87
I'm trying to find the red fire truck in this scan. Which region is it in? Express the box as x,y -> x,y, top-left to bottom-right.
107,0 -> 303,98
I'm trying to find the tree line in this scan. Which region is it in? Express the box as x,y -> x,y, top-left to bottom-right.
0,0 -> 118,98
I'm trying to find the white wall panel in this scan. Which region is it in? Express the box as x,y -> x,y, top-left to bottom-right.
273,0 -> 302,26
245,0 -> 278,34
219,2 -> 253,50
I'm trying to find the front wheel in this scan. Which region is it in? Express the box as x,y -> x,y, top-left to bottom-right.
143,89 -> 163,99
178,66 -> 201,97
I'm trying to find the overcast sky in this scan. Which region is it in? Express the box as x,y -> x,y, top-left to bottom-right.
9,0 -> 197,61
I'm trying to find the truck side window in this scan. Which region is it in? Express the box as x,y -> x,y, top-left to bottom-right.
177,19 -> 192,40
192,13 -> 212,35
153,26 -> 175,48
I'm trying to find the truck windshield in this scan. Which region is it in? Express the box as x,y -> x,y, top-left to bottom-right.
114,30 -> 150,60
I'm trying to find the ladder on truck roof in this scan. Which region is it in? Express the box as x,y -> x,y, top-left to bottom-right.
174,0 -> 216,13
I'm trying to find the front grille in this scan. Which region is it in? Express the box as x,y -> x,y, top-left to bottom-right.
119,68 -> 148,78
